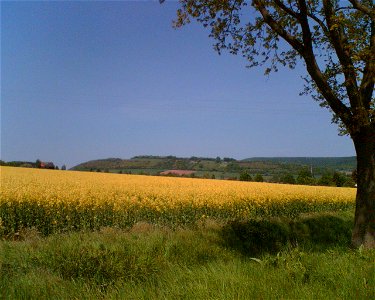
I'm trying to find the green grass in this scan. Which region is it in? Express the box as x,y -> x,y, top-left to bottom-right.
1,211 -> 374,299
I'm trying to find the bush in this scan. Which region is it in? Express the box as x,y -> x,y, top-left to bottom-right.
239,171 -> 252,181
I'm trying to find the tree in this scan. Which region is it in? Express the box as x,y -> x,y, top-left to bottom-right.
36,159 -> 42,168
280,172 -> 296,184
296,167 -> 315,185
332,171 -> 347,187
240,170 -> 252,181
318,172 -> 335,186
61,165 -> 67,170
254,173 -> 264,182
165,0 -> 374,248
343,175 -> 356,187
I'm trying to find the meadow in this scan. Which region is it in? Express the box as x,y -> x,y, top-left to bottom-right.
1,166 -> 373,299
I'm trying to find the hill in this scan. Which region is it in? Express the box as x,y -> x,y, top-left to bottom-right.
71,155 -> 356,178
242,157 -> 356,171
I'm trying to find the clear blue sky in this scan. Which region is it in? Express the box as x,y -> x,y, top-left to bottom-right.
1,1 -> 354,168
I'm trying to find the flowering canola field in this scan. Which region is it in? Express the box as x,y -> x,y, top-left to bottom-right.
0,166 -> 356,236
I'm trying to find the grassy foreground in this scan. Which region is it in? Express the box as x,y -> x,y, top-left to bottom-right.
1,211 -> 374,299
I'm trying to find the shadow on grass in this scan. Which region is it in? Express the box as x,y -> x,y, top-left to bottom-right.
220,215 -> 353,256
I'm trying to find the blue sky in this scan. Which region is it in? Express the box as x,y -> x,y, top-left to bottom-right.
1,1 -> 354,168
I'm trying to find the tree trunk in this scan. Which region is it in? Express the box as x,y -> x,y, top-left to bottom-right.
351,125 -> 375,248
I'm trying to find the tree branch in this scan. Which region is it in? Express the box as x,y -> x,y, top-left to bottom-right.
360,20 -> 375,110
253,0 -> 304,54
298,0 -> 352,128
306,11 -> 330,36
274,0 -> 301,20
348,0 -> 375,21
255,0 -> 353,128
323,0 -> 363,114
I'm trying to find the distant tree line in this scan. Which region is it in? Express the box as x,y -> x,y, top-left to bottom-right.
89,165 -> 355,187
131,155 -> 237,162
266,168 -> 356,187
1,159 -> 66,170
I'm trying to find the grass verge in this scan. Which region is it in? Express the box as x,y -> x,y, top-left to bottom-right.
1,211 -> 374,299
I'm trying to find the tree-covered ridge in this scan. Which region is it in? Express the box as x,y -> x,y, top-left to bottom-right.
71,155 -> 356,174
242,156 -> 356,170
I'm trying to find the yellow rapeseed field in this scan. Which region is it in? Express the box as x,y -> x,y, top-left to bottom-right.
0,166 -> 356,235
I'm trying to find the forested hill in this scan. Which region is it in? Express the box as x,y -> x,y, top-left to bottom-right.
242,157 -> 356,171
71,156 -> 234,172
71,156 -> 356,175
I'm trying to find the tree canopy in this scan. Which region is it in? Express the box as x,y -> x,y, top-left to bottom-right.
167,0 -> 374,135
